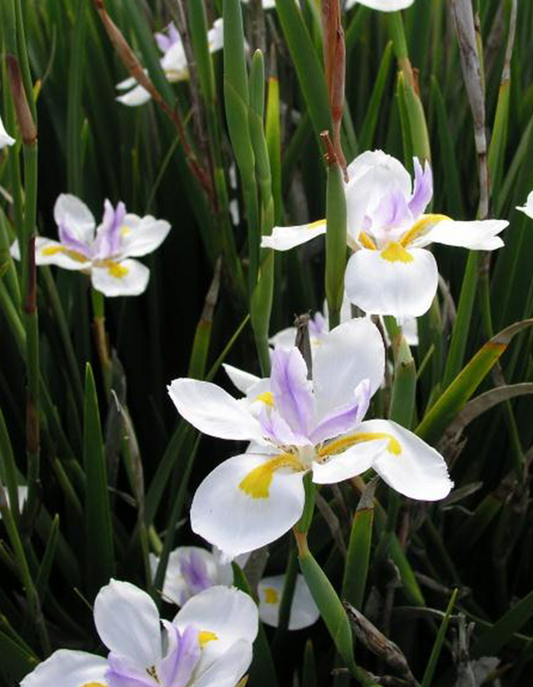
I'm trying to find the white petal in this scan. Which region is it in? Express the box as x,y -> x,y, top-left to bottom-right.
516,190 -> 533,219
345,247 -> 438,318
207,18 -> 225,54
174,587 -> 257,674
420,219 -> 508,251
361,419 -> 453,501
223,364 -> 261,395
116,75 -> 138,90
32,237 -> 91,270
193,638 -> 253,687
168,378 -> 264,442
312,437 -> 387,484
91,258 -> 150,297
20,650 -> 107,687
313,317 -> 385,417
269,326 -> 298,349
94,579 -> 162,668
346,0 -> 414,10
116,84 -> 152,107
258,574 -> 320,630
54,194 -> 96,245
261,221 -> 326,251
119,214 -> 171,258
0,114 -> 16,149
190,453 -> 306,558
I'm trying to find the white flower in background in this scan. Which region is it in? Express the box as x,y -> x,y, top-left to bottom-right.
20,579 -> 258,687
11,194 -> 171,297
345,0 -> 415,11
169,318 -> 452,558
151,545 -> 319,629
263,150 -> 508,319
269,297 -> 418,351
0,113 -> 16,149
241,0 -> 277,9
516,191 -> 533,219
117,19 -> 224,107
258,574 -> 319,630
149,546 -> 240,606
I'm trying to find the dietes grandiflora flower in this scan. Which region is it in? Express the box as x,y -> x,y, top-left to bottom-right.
169,318 -> 452,558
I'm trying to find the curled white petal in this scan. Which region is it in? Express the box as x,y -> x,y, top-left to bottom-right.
360,419 -> 453,501
223,364 -> 261,395
19,650 -> 107,687
119,214 -> 171,258
0,113 -> 16,149
345,0 -> 415,10
168,379 -> 264,442
190,453 -> 306,558
345,247 -> 438,318
312,437 -> 387,484
116,84 -> 152,107
420,219 -> 508,251
91,258 -> 150,297
313,317 -> 385,417
94,579 -> 162,668
54,193 -> 95,245
261,221 -> 326,251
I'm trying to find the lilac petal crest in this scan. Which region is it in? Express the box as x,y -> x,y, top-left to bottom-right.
96,200 -> 127,259
309,312 -> 327,337
372,186 -> 412,232
258,406 -> 311,447
270,347 -> 315,437
408,158 -> 433,219
159,624 -> 200,687
309,379 -> 371,445
58,224 -> 92,257
106,653 -> 156,687
179,550 -> 213,595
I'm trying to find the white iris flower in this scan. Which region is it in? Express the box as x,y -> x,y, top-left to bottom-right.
11,194 -> 171,297
169,318 -> 452,558
262,150 -> 508,319
116,20 -> 224,107
0,113 -> 16,149
20,580 -> 258,687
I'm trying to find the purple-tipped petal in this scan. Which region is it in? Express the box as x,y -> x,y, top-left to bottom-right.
258,407 -> 310,447
180,550 -> 213,595
96,200 -> 127,259
57,224 -> 92,258
159,624 -> 200,687
408,159 -> 433,218
372,187 -> 412,233
270,348 -> 314,437
106,654 -> 154,687
310,379 -> 371,445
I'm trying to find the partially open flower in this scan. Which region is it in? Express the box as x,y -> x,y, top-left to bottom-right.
169,318 -> 452,558
116,19 -> 224,107
263,150 -> 508,318
20,580 -> 258,687
11,194 -> 171,297
258,574 -> 319,630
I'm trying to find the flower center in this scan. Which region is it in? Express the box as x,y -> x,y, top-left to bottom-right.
263,587 -> 280,604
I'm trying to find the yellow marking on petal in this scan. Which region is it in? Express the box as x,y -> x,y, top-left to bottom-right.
359,231 -> 377,250
380,242 -> 414,263
308,219 -> 326,230
120,225 -> 132,237
103,260 -> 129,279
239,453 -> 305,499
264,587 -> 280,604
319,432 -> 402,459
41,246 -> 88,263
399,214 -> 451,247
255,391 -> 274,407
81,683 -> 107,687
199,630 -> 218,647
